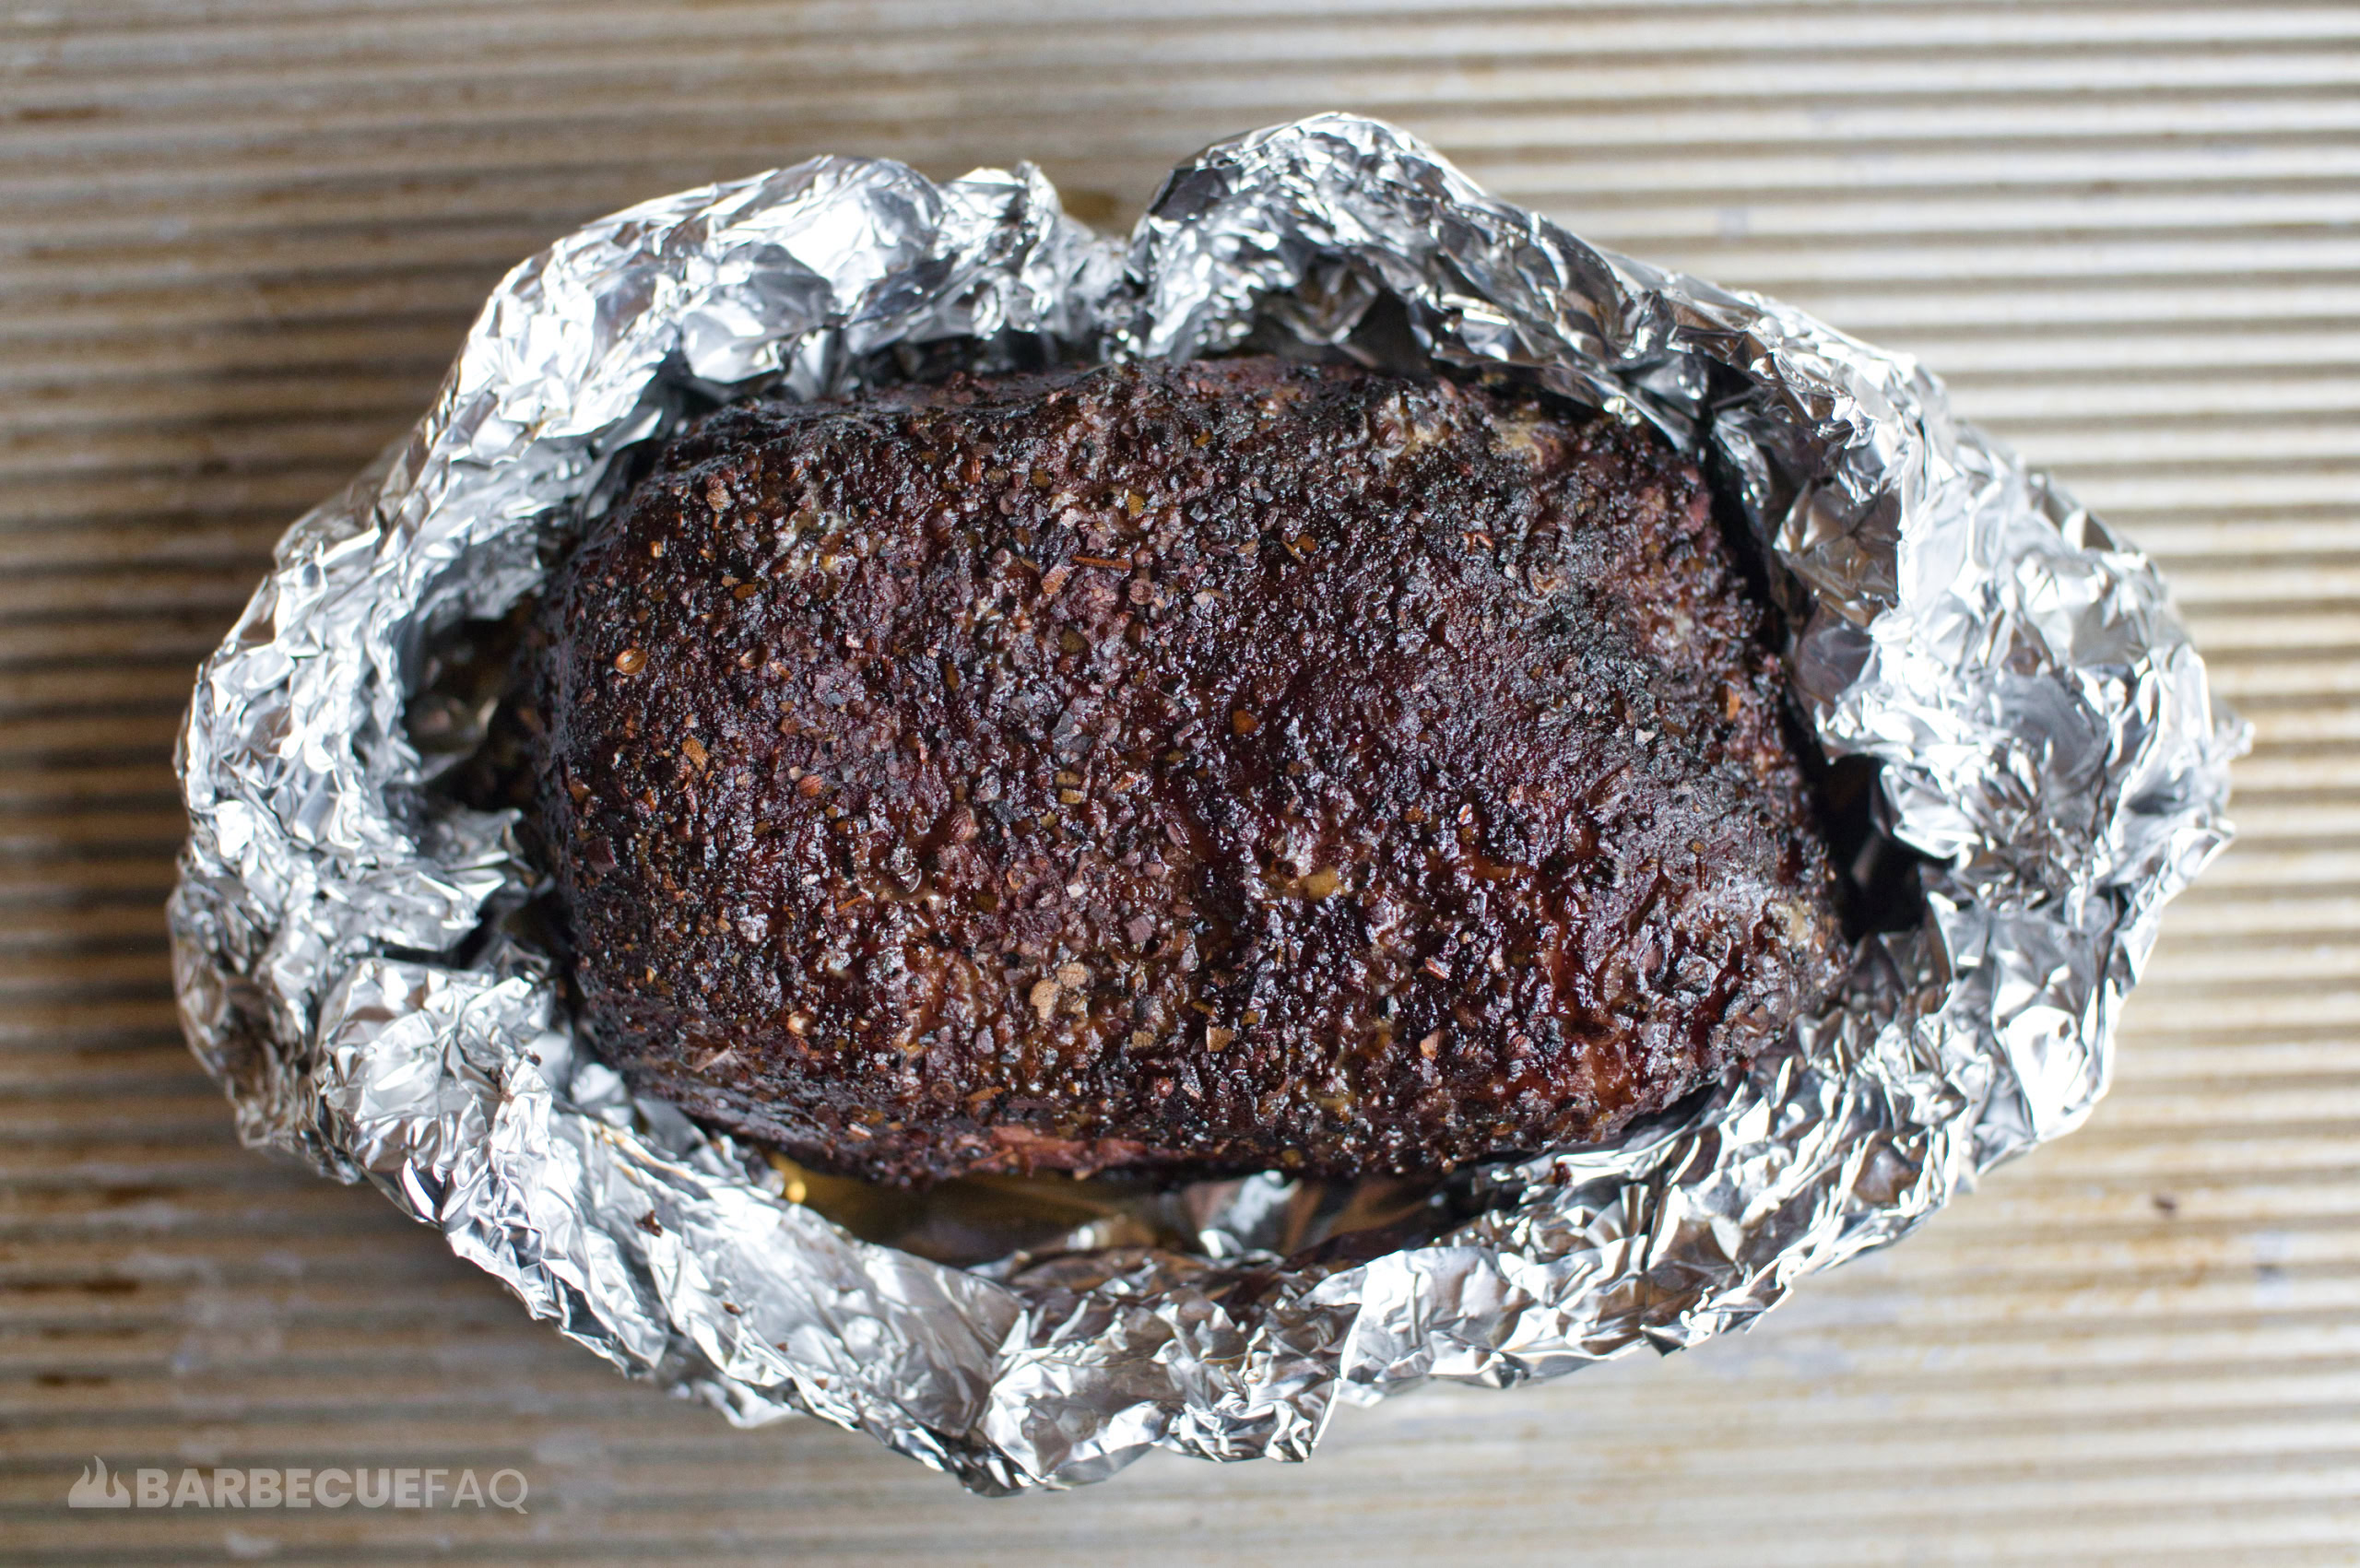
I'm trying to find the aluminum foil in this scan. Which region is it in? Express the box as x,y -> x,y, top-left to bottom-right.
170,115 -> 2244,1493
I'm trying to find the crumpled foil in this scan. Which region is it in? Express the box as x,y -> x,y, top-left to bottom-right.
170,115 -> 2245,1493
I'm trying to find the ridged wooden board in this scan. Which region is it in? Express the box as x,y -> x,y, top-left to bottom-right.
4,3 -> 2356,1562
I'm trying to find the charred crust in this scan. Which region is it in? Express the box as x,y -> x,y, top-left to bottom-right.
530,356 -> 1848,1186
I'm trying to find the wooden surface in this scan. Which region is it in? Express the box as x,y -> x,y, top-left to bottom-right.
5,3 -> 2358,1562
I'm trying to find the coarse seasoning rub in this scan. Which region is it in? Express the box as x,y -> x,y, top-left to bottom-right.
530,356 -> 1847,1185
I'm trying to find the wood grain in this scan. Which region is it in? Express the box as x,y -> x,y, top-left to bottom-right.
4,3 -> 2355,1562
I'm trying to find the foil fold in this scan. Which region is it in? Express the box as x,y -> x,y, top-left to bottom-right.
170,115 -> 2243,1493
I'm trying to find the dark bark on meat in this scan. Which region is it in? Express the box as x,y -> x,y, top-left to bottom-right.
530,356 -> 1847,1185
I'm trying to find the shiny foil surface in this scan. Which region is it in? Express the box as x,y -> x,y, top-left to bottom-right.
169,116 -> 2244,1493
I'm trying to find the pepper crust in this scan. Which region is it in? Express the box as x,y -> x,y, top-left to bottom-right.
531,356 -> 1847,1185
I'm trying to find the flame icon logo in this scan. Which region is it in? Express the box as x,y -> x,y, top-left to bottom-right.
68,1456 -> 131,1508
